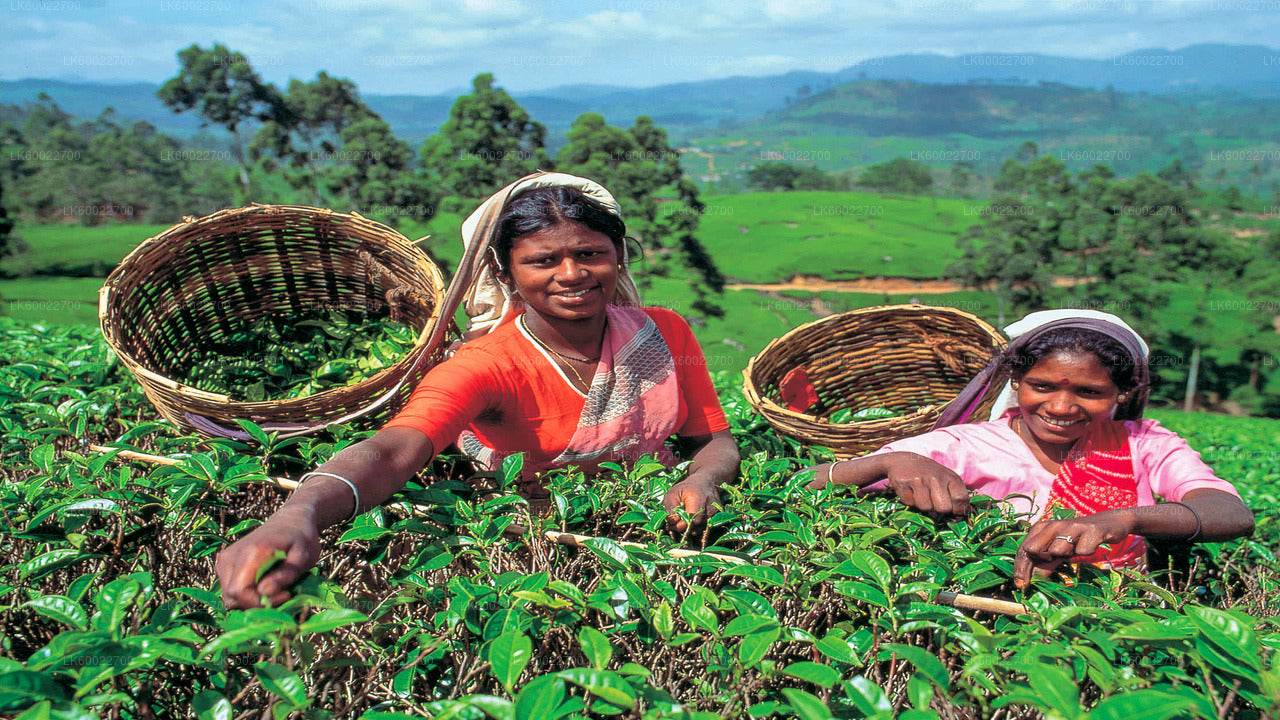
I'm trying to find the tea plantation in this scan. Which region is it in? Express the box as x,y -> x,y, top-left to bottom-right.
2,317 -> 1279,719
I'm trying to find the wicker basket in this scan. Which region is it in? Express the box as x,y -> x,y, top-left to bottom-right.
743,304 -> 1006,459
99,204 -> 449,439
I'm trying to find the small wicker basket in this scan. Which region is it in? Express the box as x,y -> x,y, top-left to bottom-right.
99,204 -> 449,439
743,304 -> 1006,459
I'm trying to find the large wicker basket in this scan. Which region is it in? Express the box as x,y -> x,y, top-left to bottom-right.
743,305 -> 1006,459
99,204 -> 449,439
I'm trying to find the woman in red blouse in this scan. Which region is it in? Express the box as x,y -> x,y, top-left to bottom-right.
216,173 -> 739,609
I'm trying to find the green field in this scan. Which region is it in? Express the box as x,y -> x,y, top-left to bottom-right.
1,222 -> 169,277
0,277 -> 105,324
693,191 -> 978,282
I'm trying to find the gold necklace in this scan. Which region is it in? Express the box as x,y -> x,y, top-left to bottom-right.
520,316 -> 597,390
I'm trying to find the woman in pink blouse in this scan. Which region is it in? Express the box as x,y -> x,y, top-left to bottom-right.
803,310 -> 1254,588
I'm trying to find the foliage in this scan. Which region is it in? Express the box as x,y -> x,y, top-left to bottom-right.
745,162 -> 838,192
157,44 -> 283,197
2,316 -> 1280,718
947,154 -> 1280,412
557,113 -> 726,318
177,309 -> 418,401
857,157 -> 935,195
1,96 -> 236,226
248,72 -> 434,226
418,73 -> 552,205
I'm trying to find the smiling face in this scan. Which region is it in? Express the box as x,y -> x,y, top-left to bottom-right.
503,220 -> 620,324
1015,350 -> 1122,448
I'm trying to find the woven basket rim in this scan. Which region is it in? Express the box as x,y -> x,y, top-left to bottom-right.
742,303 -> 1006,456
98,203 -> 448,417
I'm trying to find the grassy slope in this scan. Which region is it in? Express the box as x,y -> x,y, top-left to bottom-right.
693,191 -> 978,282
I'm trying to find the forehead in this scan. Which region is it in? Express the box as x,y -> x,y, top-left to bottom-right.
1024,350 -> 1114,385
510,221 -> 614,254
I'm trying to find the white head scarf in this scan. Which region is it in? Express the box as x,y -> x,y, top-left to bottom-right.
460,171 -> 642,337
987,309 -> 1150,420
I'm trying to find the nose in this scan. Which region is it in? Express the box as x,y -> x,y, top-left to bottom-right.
555,258 -> 588,280
1045,391 -> 1077,416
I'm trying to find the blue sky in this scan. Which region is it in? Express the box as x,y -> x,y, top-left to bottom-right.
4,0 -> 1277,95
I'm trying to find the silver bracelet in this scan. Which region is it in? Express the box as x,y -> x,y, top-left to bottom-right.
298,471 -> 362,523
824,460 -> 842,485
1166,500 -> 1203,543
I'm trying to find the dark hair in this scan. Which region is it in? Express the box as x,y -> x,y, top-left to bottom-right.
492,185 -> 627,271
1006,327 -> 1143,393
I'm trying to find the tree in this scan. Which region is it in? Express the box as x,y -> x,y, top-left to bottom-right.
949,160 -> 975,197
419,73 -> 551,204
250,71 -> 375,205
857,157 -> 933,194
556,113 -> 725,318
158,44 -> 282,198
745,161 -> 803,191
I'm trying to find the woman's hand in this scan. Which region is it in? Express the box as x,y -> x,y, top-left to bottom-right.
801,452 -> 971,515
215,505 -> 321,609
663,476 -> 721,534
1012,511 -> 1133,589
882,455 -> 971,516
667,429 -> 738,535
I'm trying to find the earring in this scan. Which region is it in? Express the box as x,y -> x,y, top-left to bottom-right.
1118,393 -> 1129,402
1010,381 -> 1020,390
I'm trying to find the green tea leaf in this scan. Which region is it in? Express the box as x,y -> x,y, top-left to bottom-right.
578,626 -> 613,671
299,608 -> 368,634
489,630 -> 532,695
781,688 -> 834,720
255,662 -> 307,707
191,690 -> 233,720
781,662 -> 841,688
556,668 -> 636,708
23,595 -> 87,631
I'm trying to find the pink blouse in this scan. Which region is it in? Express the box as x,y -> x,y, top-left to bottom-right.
865,413 -> 1239,520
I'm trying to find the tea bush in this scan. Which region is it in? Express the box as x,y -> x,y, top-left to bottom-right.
1,317 -> 1278,719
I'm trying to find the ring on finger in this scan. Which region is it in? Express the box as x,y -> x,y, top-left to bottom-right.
1055,535 -> 1074,544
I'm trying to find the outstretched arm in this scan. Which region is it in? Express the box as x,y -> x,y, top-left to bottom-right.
663,429 -> 740,533
215,427 -> 436,609
802,451 -> 972,516
1012,488 -> 1255,588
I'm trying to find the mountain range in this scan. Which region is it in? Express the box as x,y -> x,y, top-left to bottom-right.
4,43 -> 1276,146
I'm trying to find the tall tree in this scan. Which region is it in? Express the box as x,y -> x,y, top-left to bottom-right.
158,44 -> 282,198
557,113 -> 725,318
419,73 -> 551,204
250,71 -> 374,205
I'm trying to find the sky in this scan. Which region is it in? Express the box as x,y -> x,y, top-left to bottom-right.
4,0 -> 1278,95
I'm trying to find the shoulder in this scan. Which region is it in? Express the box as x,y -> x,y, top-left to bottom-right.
641,305 -> 689,328
1122,418 -> 1184,444
639,306 -> 696,341
435,321 -> 528,375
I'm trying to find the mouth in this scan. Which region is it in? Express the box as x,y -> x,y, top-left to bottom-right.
554,286 -> 599,299
1037,414 -> 1085,429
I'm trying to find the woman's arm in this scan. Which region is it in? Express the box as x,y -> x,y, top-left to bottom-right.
1012,488 -> 1255,588
802,452 -> 971,516
215,427 -> 435,609
663,429 -> 739,533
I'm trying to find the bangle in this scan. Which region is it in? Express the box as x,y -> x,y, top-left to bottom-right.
299,471 -> 362,523
1167,500 -> 1202,543
824,460 -> 842,486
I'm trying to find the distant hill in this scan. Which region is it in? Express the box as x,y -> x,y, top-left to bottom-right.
687,78 -> 1280,191
4,43 -> 1275,144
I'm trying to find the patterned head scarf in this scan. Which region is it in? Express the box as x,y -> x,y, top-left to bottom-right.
460,171 -> 642,337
